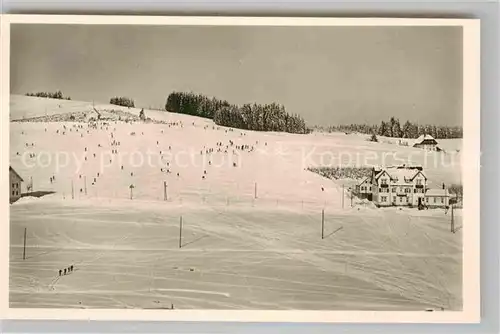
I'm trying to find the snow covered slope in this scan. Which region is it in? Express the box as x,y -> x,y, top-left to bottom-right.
9,95 -> 463,311
10,95 -> 461,207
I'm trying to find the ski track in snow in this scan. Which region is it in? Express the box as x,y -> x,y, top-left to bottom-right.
9,96 -> 462,310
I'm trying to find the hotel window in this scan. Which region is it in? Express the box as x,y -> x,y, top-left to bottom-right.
433,198 -> 437,203
12,191 -> 15,196
381,179 -> 387,185
392,187 -> 396,193
399,197 -> 403,203
416,179 -> 422,185
426,197 -> 429,202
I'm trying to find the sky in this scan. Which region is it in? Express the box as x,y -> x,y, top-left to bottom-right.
10,24 -> 463,126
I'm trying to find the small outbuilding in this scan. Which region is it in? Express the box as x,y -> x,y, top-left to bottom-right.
425,188 -> 452,208
413,134 -> 441,151
9,166 -> 23,204
356,177 -> 373,201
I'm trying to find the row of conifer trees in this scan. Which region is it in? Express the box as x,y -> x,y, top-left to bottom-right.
25,91 -> 71,100
315,117 -> 463,139
110,96 -> 135,108
165,92 -> 309,134
25,90 -> 462,139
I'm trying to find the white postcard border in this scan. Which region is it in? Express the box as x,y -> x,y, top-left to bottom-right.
0,14 -> 481,323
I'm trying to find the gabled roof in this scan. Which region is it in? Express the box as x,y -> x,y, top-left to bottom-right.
374,165 -> 426,183
9,166 -> 24,182
414,134 -> 438,146
410,170 -> 427,181
358,176 -> 370,185
375,170 -> 389,180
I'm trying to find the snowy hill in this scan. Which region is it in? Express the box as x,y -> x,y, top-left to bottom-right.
10,95 -> 462,208
9,95 -> 463,311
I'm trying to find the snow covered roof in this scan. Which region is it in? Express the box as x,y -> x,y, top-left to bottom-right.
386,167 -> 421,183
9,166 -> 24,182
374,170 -> 388,180
414,134 -> 438,145
358,176 -> 370,185
374,165 -> 426,183
425,188 -> 451,197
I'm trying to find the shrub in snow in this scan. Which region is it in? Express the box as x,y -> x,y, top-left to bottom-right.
110,96 -> 135,108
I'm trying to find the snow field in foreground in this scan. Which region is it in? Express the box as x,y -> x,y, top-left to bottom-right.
10,200 -> 462,310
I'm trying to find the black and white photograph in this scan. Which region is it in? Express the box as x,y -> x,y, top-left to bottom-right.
1,15 -> 480,322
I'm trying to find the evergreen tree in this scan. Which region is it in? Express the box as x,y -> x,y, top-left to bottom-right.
389,117 -> 396,137
378,121 -> 388,136
402,120 -> 412,138
393,118 -> 402,138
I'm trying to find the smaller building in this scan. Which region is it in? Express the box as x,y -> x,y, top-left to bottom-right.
424,188 -> 452,208
413,134 -> 441,151
355,177 -> 372,201
9,166 -> 23,204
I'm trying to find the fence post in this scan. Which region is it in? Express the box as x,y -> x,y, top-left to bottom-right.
321,209 -> 325,239
23,227 -> 27,260
179,216 -> 183,248
342,184 -> 344,209
451,205 -> 455,233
